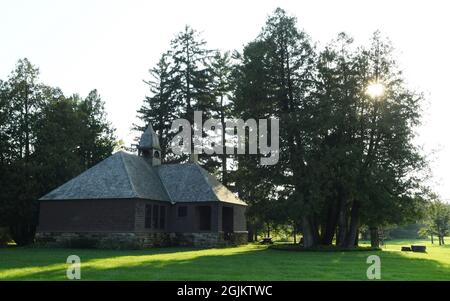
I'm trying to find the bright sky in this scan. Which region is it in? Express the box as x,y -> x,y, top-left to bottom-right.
1,0 -> 449,201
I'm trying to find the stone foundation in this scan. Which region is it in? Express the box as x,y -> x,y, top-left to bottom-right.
35,231 -> 248,249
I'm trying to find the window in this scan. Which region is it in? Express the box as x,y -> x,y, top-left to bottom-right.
178,206 -> 187,218
152,204 -> 159,229
222,206 -> 234,234
159,206 -> 166,229
197,206 -> 211,231
145,204 -> 166,230
145,205 -> 152,229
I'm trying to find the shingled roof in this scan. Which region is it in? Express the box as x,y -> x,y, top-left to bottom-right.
40,151 -> 247,206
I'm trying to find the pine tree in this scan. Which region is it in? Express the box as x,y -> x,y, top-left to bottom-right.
136,53 -> 180,162
0,59 -> 116,245
209,51 -> 234,184
137,26 -> 215,164
1,59 -> 43,244
234,8 -> 319,246
170,25 -> 213,121
77,89 -> 116,168
169,26 -> 215,165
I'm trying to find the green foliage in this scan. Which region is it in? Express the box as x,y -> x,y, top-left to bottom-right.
134,8 -> 429,248
170,25 -> 214,120
0,8 -> 432,251
0,59 -> 116,245
387,224 -> 426,239
421,196 -> 450,245
136,53 -> 180,162
232,9 -> 427,247
136,27 -> 239,181
136,25 -> 218,168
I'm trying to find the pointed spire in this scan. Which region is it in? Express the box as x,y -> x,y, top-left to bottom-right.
137,123 -> 161,166
138,123 -> 161,151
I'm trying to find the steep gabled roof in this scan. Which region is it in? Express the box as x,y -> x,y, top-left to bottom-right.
40,151 -> 169,201
40,151 -> 247,206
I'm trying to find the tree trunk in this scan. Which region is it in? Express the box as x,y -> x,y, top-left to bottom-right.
293,223 -> 297,244
354,230 -> 359,246
302,217 -> 318,248
431,234 -> 434,244
312,218 -> 321,244
336,201 -> 348,247
321,199 -> 339,245
247,224 -> 254,242
370,226 -> 380,248
335,227 -> 340,246
220,96 -> 227,186
344,201 -> 360,248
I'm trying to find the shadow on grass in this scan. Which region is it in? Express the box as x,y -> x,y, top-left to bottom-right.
0,244 -> 449,280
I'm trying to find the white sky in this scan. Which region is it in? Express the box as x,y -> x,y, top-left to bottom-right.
1,0 -> 449,201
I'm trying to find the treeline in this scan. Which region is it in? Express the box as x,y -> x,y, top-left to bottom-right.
137,8 -> 429,247
420,196 -> 450,245
0,59 -> 116,245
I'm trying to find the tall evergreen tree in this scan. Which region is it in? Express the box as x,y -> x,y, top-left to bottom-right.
0,59 -> 43,244
209,51 -> 234,184
0,59 -> 116,245
170,25 -> 213,121
312,31 -> 426,247
136,53 -> 180,162
354,32 -> 426,247
232,40 -> 276,240
0,79 -> 10,165
5,58 -> 42,162
77,90 -> 116,168
169,25 -> 215,165
137,26 -> 215,165
232,9 -> 427,247
234,8 -> 319,246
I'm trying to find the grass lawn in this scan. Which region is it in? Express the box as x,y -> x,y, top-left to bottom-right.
0,239 -> 449,280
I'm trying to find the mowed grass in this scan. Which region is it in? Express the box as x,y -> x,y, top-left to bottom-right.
0,239 -> 449,280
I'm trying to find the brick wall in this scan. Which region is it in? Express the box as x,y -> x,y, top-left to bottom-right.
37,199 -> 136,232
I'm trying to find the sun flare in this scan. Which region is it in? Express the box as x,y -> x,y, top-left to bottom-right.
366,82 -> 385,98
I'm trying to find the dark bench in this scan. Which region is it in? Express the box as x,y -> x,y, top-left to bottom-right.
411,245 -> 426,253
401,246 -> 412,251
